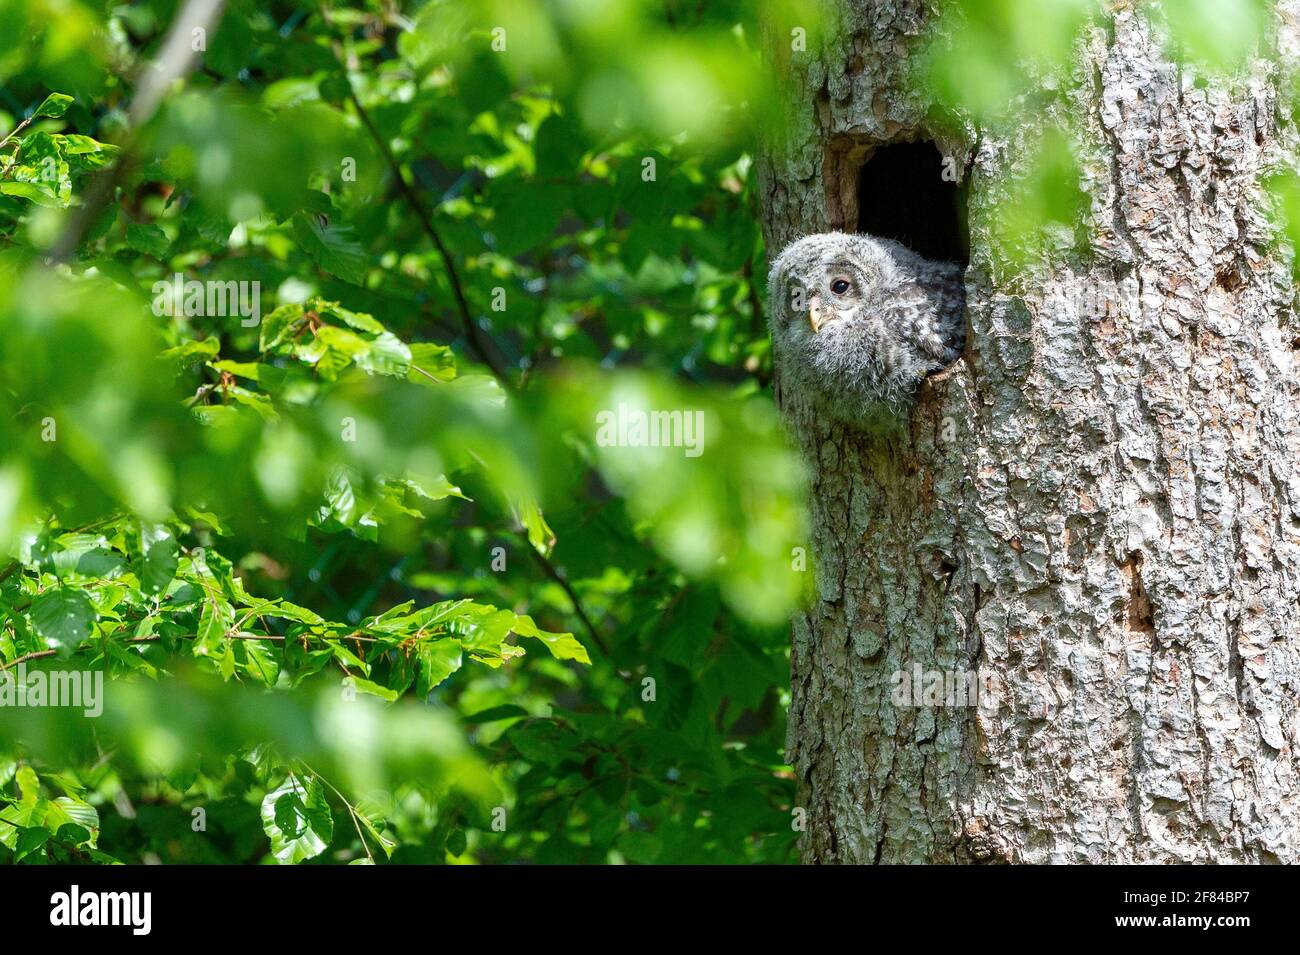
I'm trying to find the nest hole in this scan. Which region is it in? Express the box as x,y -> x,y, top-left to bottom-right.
857,141 -> 969,265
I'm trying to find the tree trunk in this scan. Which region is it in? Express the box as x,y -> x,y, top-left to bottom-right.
759,1 -> 1300,863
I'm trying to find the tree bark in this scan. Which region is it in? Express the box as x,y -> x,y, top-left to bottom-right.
760,1 -> 1300,863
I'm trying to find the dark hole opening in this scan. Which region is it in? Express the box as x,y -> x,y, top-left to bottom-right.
857,141 -> 968,265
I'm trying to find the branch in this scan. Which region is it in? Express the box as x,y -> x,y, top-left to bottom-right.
48,0 -> 229,261
0,631 -> 279,672
131,0 -> 230,127
0,114 -> 36,153
317,3 -> 512,385
299,760 -> 376,863
517,530 -> 610,656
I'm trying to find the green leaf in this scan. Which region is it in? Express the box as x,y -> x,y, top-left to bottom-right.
260,775 -> 334,864
346,675 -> 399,702
160,337 -> 220,365
46,797 -> 100,846
16,765 -> 40,804
210,359 -> 260,381
416,637 -> 463,694
296,325 -> 370,380
261,600 -> 326,626
354,330 -> 412,378
258,302 -> 305,351
30,532 -> 123,579
462,704 -> 529,724
125,222 -> 169,259
407,342 -> 458,383
140,528 -> 179,595
326,304 -> 385,334
195,597 -> 234,657
240,638 -> 281,686
57,133 -> 116,162
515,497 -> 556,557
29,588 -> 96,656
10,131 -> 70,205
512,614 -> 591,665
14,826 -> 49,862
0,181 -> 54,201
535,112 -> 585,177
355,807 -> 397,858
316,469 -> 358,525
402,474 -> 468,502
451,606 -> 519,662
228,385 -> 279,422
292,212 -> 368,285
0,804 -> 40,851
33,93 -> 73,119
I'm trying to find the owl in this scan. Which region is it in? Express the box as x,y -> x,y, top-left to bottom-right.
767,232 -> 966,424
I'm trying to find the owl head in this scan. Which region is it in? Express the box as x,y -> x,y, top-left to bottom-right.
767,231 -> 965,424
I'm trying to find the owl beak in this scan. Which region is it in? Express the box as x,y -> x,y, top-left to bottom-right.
808,295 -> 825,334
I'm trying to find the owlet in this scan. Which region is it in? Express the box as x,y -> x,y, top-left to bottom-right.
767,232 -> 966,424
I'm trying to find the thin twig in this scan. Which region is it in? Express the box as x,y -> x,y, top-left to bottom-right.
0,624 -> 405,672
299,760 -> 376,864
0,637 -> 157,672
471,445 -> 612,658
0,115 -> 35,153
317,2 -> 511,385
0,631 -> 284,672
517,530 -> 609,656
0,113 -> 38,179
48,0 -> 230,261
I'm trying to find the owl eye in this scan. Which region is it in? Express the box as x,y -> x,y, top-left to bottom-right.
830,278 -> 851,295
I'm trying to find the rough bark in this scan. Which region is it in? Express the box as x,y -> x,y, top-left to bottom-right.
759,1 -> 1300,863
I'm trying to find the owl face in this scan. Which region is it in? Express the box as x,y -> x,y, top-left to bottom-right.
767,232 -> 965,421
789,241 -> 893,336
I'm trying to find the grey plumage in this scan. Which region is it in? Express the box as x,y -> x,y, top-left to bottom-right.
767,232 -> 966,424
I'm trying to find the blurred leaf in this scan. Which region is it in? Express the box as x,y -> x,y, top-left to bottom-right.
125,223 -> 168,259
986,125 -> 1087,271
292,212 -> 368,286
1154,0 -> 1267,74
29,588 -> 96,656
33,93 -> 73,119
925,0 -> 1097,123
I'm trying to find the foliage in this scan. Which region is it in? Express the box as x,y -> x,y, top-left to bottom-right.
0,0 -> 804,864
